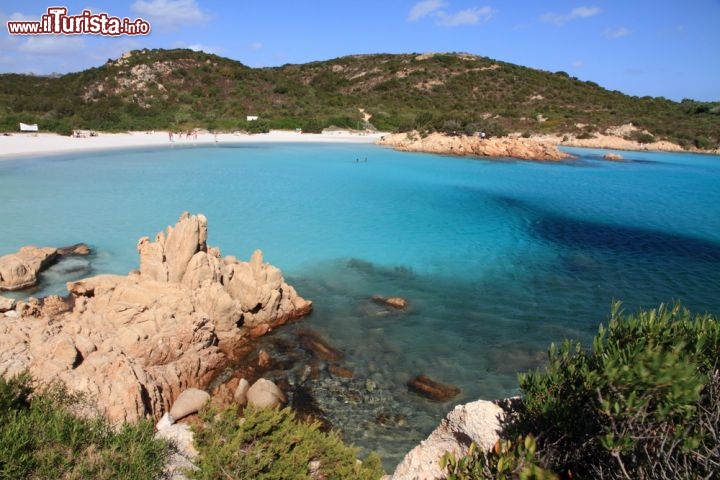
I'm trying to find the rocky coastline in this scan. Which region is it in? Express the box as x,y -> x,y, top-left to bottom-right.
0,212 -> 312,424
377,131 -> 573,162
377,124 -> 720,161
0,212 -> 525,478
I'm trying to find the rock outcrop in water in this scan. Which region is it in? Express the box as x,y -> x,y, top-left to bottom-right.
378,132 -> 573,162
0,212 -> 312,424
0,243 -> 90,291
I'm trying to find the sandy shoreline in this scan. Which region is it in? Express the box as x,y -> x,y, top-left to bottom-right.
0,129 -> 386,160
3,128 -> 715,162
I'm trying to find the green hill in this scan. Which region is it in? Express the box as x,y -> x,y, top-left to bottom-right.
1,48 -> 718,149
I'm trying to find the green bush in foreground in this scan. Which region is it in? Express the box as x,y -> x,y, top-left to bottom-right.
0,373 -> 169,480
441,435 -> 557,480
516,303 -> 720,479
444,303 -> 720,479
192,405 -> 384,480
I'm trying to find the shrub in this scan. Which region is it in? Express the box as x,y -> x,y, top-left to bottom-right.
515,303 -> 720,479
440,119 -> 464,136
694,135 -> 715,150
192,406 -> 384,480
0,373 -> 169,479
441,436 -> 557,480
626,131 -> 656,144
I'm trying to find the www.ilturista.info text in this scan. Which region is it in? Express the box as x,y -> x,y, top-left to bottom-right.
7,7 -> 150,35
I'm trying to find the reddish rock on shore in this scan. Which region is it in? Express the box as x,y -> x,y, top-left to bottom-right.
0,212 -> 312,424
0,243 -> 91,291
378,131 -> 573,162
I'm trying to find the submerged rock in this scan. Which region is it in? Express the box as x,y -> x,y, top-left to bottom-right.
407,374 -> 460,402
0,212 -> 312,424
371,295 -> 409,310
298,329 -> 344,361
328,364 -> 354,379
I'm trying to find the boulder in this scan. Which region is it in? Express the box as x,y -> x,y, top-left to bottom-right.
156,412 -> 199,479
257,349 -> 271,368
603,153 -> 624,161
0,246 -> 57,290
246,378 -> 286,409
392,400 -> 506,480
407,375 -> 460,402
0,295 -> 15,312
57,243 -> 91,256
234,378 -> 251,406
0,213 -> 312,425
0,244 -> 92,291
372,295 -> 409,310
169,388 -> 211,421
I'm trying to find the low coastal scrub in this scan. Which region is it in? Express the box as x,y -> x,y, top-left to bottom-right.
1,49 -> 718,149
191,405 -> 384,480
441,435 -> 557,480
0,373 -> 169,479
445,303 -> 720,479
0,373 -> 383,479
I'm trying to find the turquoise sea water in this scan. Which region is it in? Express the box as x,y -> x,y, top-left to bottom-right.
1,143 -> 719,467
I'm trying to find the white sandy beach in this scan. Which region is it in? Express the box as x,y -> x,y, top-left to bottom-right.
0,129 -> 386,159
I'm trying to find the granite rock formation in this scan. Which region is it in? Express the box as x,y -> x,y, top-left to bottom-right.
0,212 -> 312,424
391,399 -> 506,480
0,243 -> 91,291
378,132 -> 573,162
0,246 -> 58,290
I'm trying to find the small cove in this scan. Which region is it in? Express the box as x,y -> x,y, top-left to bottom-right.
1,142 -> 719,468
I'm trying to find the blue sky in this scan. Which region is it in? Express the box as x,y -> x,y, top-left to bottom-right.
1,0 -> 719,101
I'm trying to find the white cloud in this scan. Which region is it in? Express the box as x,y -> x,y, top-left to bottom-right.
541,6 -> 601,26
408,2 -> 494,27
408,0 -> 448,21
604,27 -> 630,39
187,43 -> 219,54
570,6 -> 601,19
436,7 -> 494,26
572,60 -> 585,69
250,42 -> 263,51
131,0 -> 209,28
5,11 -> 39,22
18,36 -> 85,56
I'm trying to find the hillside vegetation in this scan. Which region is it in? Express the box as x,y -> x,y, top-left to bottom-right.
1,48 -> 718,148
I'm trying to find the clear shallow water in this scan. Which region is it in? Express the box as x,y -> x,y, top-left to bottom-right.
1,143 -> 719,467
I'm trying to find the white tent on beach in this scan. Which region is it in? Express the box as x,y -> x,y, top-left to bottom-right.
19,123 -> 38,133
